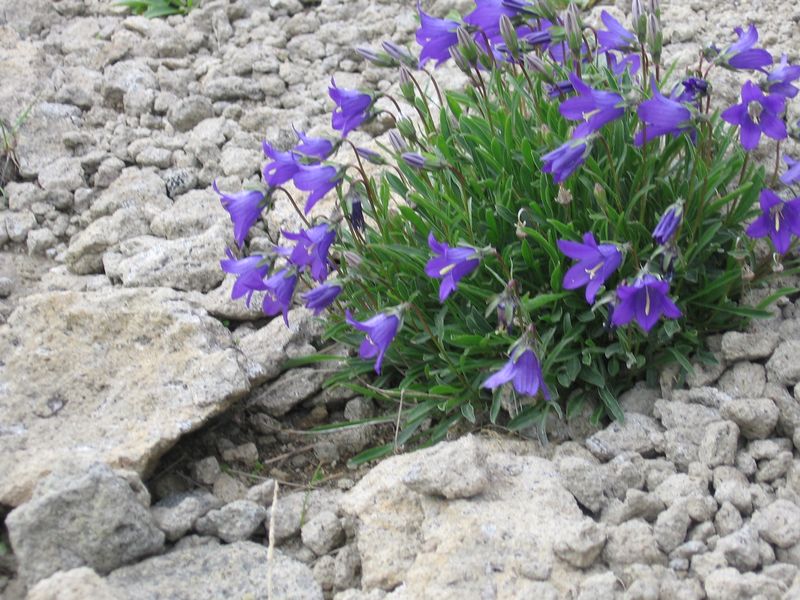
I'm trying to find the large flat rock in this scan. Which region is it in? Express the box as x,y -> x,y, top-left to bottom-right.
0,287 -> 250,506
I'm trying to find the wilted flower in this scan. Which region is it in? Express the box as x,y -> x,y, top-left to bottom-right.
284,223 -> 336,282
635,80 -> 694,145
652,202 -> 683,245
542,138 -> 590,183
611,274 -> 682,332
213,181 -> 266,248
329,80 -> 372,138
424,232 -> 481,302
721,80 -> 786,151
294,164 -> 343,214
559,73 -> 625,137
220,249 -> 269,306
416,2 -> 459,67
767,54 -> 800,99
345,309 -> 400,374
781,156 -> 800,186
597,10 -> 637,53
482,347 -> 551,400
262,268 -> 299,326
745,189 -> 800,254
716,25 -> 773,71
557,232 -> 622,304
302,282 -> 342,315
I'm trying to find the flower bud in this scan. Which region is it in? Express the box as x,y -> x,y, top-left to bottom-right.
401,152 -> 445,170
381,41 -> 417,68
395,117 -> 416,140
632,0 -> 647,41
646,13 -> 662,64
556,186 -> 573,205
398,66 -> 415,102
593,182 -> 607,205
456,27 -> 479,64
448,45 -> 472,73
499,15 -> 520,60
523,54 -> 551,79
355,46 -> 395,68
343,250 -> 363,269
388,130 -> 407,152
564,2 -> 583,58
648,0 -> 660,16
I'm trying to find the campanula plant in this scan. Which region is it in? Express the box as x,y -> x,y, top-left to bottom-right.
215,0 -> 800,461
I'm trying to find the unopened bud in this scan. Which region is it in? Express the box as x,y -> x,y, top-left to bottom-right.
632,0 -> 647,40
382,41 -> 417,68
395,117 -> 416,140
593,182 -> 607,205
564,3 -> 583,57
646,13 -> 662,63
523,54 -> 551,79
401,152 -> 445,170
556,186 -> 573,205
499,15 -> 520,60
355,46 -> 395,68
449,46 -> 471,73
343,250 -> 363,269
648,0 -> 660,16
388,130 -> 407,152
456,27 -> 479,64
398,66 -> 415,102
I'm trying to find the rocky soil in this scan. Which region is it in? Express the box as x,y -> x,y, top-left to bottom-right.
2,0 -> 800,598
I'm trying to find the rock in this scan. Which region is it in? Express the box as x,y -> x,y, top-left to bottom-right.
313,554 -> 336,591
698,421 -> 739,467
553,520 -> 607,568
6,463 -> 164,586
585,413 -> 664,461
15,103 -> 81,179
26,228 -> 58,255
713,466 -> 752,514
5,210 -> 37,243
151,490 -> 223,541
102,60 -> 157,109
752,499 -> 800,548
88,168 -> 170,221
401,435 -> 489,500
191,456 -> 221,485
107,542 -> 323,599
576,572 -> 622,599
268,489 -> 343,545
65,207 -> 150,274
150,189 -> 227,239
703,567 -> 785,600
618,383 -> 659,416
221,442 -> 259,467
557,455 -> 606,513
0,276 -> 13,298
715,501 -> 744,537
721,331 -> 780,362
719,397 -> 779,440
251,367 -> 328,416
167,95 -> 215,132
767,341 -> 800,386
0,288 -> 250,506
213,473 -> 249,504
717,525 -> 761,571
334,544 -> 361,591
718,362 -> 766,399
655,500 -> 692,553
603,519 -> 666,568
246,479 -> 277,506
757,451 -> 793,483
301,510 -> 345,556
26,567 -> 123,600
671,387 -> 732,408
195,500 -> 267,543
340,436 -> 590,596
37,156 -> 84,192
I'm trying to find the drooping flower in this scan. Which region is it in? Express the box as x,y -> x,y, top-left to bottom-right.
301,282 -> 342,315
416,2 -> 459,68
597,10 -> 637,53
284,223 -> 336,282
464,0 -> 519,42
721,80 -> 786,151
348,195 -> 365,231
262,268 -> 299,326
767,54 -> 800,99
293,129 -> 334,160
542,138 -> 590,183
745,189 -> 800,254
213,181 -> 266,248
557,232 -> 622,304
675,77 -> 709,106
611,274 -> 682,333
424,232 -> 481,302
262,142 -> 300,187
547,79 -> 574,98
345,309 -> 400,374
652,202 -> 683,245
717,25 -> 773,71
559,73 -> 625,137
635,80 -> 694,145
220,249 -> 269,306
608,52 -> 641,77
329,80 -> 372,137
294,164 -> 343,214
781,156 -> 800,186
482,347 -> 551,400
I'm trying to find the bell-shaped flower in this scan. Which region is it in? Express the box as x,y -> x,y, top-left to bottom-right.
482,347 -> 551,400
745,189 -> 800,254
220,249 -> 269,307
722,80 -> 786,151
635,80 -> 694,145
301,282 -> 342,315
345,309 -> 400,375
293,129 -> 334,160
424,232 -> 481,302
559,73 -> 625,137
329,80 -> 372,138
416,2 -> 459,67
557,232 -> 622,304
542,138 -> 591,183
213,181 -> 266,248
767,54 -> 800,99
611,274 -> 682,333
262,141 -> 300,187
717,25 -> 773,71
780,156 -> 800,186
294,164 -> 343,214
597,10 -> 637,54
262,268 -> 299,326
284,223 -> 336,282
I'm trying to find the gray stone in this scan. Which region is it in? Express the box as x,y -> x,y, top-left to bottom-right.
554,520 -> 607,568
605,452 -> 647,499
713,466 -> 752,514
26,228 -> 58,255
167,96 -> 215,132
655,500 -> 692,553
268,489 -> 343,545
203,76 -> 265,101
65,207 -> 151,274
6,463 -> 164,586
0,288 -> 250,506
25,567 -> 123,600
221,442 -> 259,467
149,189 -> 227,239
88,167 -> 170,221
107,542 -> 323,599
715,501 -> 744,537
195,500 -> 267,543
212,473 -> 248,504
767,341 -> 800,386
401,435 -> 489,499
698,421 -> 739,467
251,367 -> 328,417
301,510 -> 345,556
671,387 -> 732,408
0,276 -> 13,298
718,362 -> 766,399
557,455 -> 606,513
720,397 -> 779,440
37,157 -> 84,192
703,567 -> 785,600
603,519 -> 666,568
721,331 -> 780,362
717,524 -> 761,571
245,479 -> 277,506
334,544 -> 361,591
15,103 -> 82,179
135,146 -> 172,169
102,60 -> 157,109
313,554 -> 336,591
757,451 -> 793,483
191,456 -> 221,486
752,499 -> 800,548
151,490 -> 223,541
765,382 -> 800,437
618,383 -> 659,416
5,210 -> 37,243
585,413 -> 664,461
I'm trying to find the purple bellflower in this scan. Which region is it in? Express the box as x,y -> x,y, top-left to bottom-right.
482,347 -> 551,400
293,129 -> 333,160
781,156 -> 800,186
559,73 -> 625,137
767,54 -> 800,99
746,189 -> 800,254
652,203 -> 683,245
284,223 -> 336,282
721,80 -> 786,151
301,282 -> 342,315
547,79 -> 574,98
675,77 -> 709,106
329,80 -> 372,138
597,10 -> 637,53
345,309 -> 400,375
262,268 -> 299,326
464,0 -> 519,42
608,53 -> 641,77
220,249 -> 269,307
717,25 -> 773,71
635,80 -> 694,145
542,138 -> 590,183
424,232 -> 481,302
213,181 -> 266,248
294,164 -> 343,214
557,232 -> 622,304
611,274 -> 682,333
416,2 -> 459,68
262,142 -> 300,187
